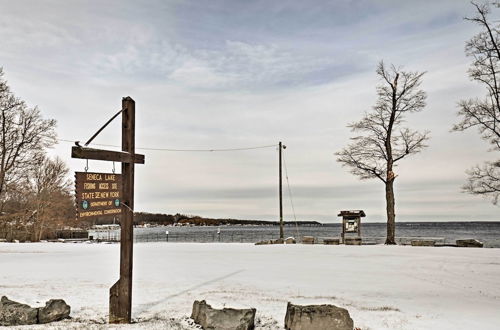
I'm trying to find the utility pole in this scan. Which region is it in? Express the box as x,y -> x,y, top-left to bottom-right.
279,141 -> 284,240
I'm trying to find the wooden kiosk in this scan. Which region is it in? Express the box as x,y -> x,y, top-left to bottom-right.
338,210 -> 365,245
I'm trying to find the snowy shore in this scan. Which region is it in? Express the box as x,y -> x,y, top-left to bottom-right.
0,242 -> 499,329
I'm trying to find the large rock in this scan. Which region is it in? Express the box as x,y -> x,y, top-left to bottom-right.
0,296 -> 38,326
323,238 -> 340,245
0,296 -> 70,326
284,302 -> 353,330
344,237 -> 362,245
456,239 -> 483,248
285,237 -> 296,244
411,240 -> 435,247
38,299 -> 71,324
302,236 -> 315,244
191,300 -> 256,330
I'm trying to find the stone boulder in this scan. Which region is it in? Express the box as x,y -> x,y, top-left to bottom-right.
255,240 -> 271,245
456,239 -> 483,248
284,302 -> 353,330
411,240 -> 435,247
0,296 -> 38,326
302,236 -> 315,244
0,296 -> 70,326
323,238 -> 340,245
285,237 -> 296,244
191,300 -> 256,330
38,299 -> 71,324
344,237 -> 362,245
272,238 -> 284,244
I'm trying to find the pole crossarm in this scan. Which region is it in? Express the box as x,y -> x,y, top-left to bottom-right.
72,146 -> 145,164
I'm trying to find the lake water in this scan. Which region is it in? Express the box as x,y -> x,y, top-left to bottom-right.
89,221 -> 500,248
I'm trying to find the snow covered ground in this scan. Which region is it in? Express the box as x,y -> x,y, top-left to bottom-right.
0,242 -> 499,329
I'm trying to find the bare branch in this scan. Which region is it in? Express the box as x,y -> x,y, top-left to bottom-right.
0,68 -> 57,210
336,61 -> 428,182
463,161 -> 500,204
454,2 -> 500,204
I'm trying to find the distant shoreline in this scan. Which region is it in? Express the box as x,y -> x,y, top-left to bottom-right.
102,211 -> 500,227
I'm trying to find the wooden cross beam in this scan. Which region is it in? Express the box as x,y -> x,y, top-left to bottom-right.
71,146 -> 145,164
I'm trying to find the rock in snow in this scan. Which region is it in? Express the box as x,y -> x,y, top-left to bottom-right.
0,296 -> 70,326
301,236 -> 315,244
38,299 -> 71,324
323,238 -> 340,245
456,239 -> 483,248
191,300 -> 256,330
284,302 -> 353,330
0,296 -> 38,326
344,237 -> 362,245
411,240 -> 435,247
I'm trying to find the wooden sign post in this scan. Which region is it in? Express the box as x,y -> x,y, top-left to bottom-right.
71,97 -> 144,324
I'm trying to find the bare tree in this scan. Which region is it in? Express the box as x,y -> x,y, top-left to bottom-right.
336,61 -> 428,244
453,2 -> 500,204
1,156 -> 73,241
0,68 -> 57,211
28,156 -> 73,241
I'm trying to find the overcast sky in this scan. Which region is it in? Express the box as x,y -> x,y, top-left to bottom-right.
1,0 -> 498,222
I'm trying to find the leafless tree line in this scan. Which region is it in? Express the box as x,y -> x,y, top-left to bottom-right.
0,68 -> 74,241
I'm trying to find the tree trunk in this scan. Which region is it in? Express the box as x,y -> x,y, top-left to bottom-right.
37,219 -> 45,242
0,171 -> 6,213
385,180 -> 396,244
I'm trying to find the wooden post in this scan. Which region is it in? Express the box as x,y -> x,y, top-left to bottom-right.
341,219 -> 345,244
71,97 -> 144,324
279,141 -> 284,240
109,97 -> 135,323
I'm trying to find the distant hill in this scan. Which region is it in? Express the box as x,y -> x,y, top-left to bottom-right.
133,212 -> 322,227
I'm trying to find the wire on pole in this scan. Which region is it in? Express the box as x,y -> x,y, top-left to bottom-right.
282,150 -> 300,239
59,139 -> 277,152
